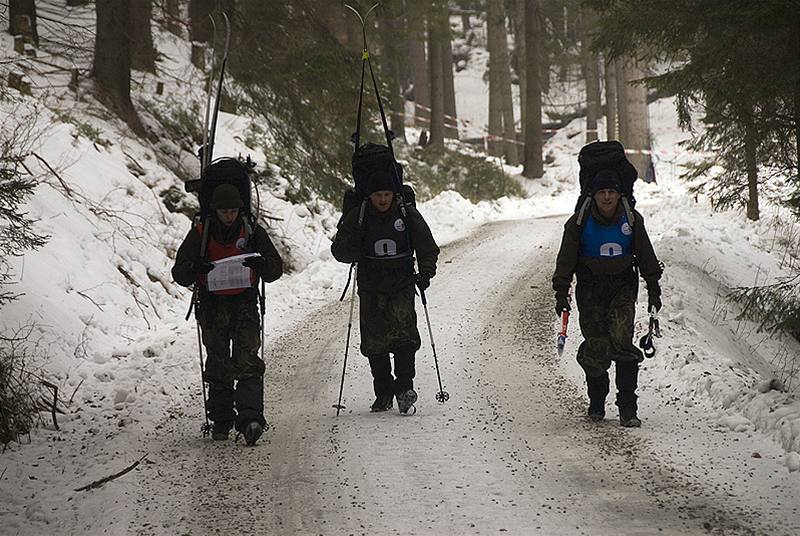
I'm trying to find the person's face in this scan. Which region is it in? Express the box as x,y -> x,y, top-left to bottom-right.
369,190 -> 394,213
215,208 -> 239,227
593,188 -> 621,217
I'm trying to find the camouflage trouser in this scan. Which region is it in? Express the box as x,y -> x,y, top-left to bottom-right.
575,271 -> 643,379
199,290 -> 266,428
359,284 -> 421,357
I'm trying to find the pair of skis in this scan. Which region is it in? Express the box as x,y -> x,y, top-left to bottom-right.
191,12 -> 232,437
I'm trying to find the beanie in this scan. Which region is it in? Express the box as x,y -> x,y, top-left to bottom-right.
366,162 -> 402,195
211,184 -> 244,209
591,169 -> 622,194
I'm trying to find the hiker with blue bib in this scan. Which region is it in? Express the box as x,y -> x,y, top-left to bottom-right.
552,142 -> 663,427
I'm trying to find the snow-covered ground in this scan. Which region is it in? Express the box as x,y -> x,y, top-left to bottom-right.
1,7 -> 799,536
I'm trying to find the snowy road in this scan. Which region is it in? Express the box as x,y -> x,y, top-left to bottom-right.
133,216 -> 800,536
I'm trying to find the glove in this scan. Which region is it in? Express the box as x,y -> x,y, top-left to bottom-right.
242,255 -> 267,275
555,293 -> 571,317
416,272 -> 431,292
191,259 -> 215,275
647,282 -> 662,313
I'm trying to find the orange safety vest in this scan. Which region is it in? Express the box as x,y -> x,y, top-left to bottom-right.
197,222 -> 256,296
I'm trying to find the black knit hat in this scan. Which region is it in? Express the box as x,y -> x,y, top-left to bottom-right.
366,166 -> 399,195
591,169 -> 622,194
211,184 -> 244,209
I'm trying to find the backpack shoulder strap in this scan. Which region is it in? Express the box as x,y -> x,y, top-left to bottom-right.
576,196 -> 592,227
621,196 -> 636,227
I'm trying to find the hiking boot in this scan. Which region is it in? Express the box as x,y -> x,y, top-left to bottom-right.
619,409 -> 641,428
588,406 -> 605,422
211,421 -> 233,441
242,421 -> 264,446
396,389 -> 418,414
370,393 -> 394,412
586,373 -> 608,422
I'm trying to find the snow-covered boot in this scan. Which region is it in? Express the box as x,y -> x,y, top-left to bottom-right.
370,393 -> 394,412
396,388 -> 418,414
242,421 -> 264,446
212,420 -> 233,441
586,373 -> 609,422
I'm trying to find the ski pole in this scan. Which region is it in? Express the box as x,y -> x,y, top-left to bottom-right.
193,296 -> 212,436
419,289 -> 449,403
333,264 -> 358,416
557,309 -> 570,356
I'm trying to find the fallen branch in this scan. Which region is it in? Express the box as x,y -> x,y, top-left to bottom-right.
68,378 -> 85,406
40,380 -> 60,431
30,152 -> 73,198
74,454 -> 147,492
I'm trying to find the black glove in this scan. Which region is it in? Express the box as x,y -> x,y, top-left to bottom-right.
243,255 -> 267,275
191,259 -> 215,275
648,282 -> 662,313
555,293 -> 571,317
416,272 -> 431,292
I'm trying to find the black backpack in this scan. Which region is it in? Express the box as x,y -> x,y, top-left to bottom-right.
575,141 -> 638,227
185,157 -> 257,254
352,142 -> 404,198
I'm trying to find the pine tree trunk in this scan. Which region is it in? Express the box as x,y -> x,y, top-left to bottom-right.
615,59 -> 629,144
514,0 -> 526,142
189,0 -> 215,68
579,9 -> 600,143
93,0 -> 144,136
487,0 -> 518,164
486,0 -> 503,157
164,0 -> 181,37
442,32 -> 459,139
744,117 -> 760,221
9,0 -> 38,47
428,7 -> 446,150
408,4 -> 430,135
378,3 -> 406,143
129,0 -> 156,73
621,59 -> 651,179
461,13 -> 471,32
604,57 -> 617,141
522,0 -> 543,178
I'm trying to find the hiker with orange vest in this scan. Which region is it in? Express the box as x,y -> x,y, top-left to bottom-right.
172,183 -> 283,445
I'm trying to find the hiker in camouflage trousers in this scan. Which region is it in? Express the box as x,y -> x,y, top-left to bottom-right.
331,169 -> 439,414
172,184 -> 282,444
552,169 -> 662,427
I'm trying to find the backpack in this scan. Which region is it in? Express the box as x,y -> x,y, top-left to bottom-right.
352,142 -> 404,198
184,157 -> 257,254
575,141 -> 638,227
185,157 -> 254,218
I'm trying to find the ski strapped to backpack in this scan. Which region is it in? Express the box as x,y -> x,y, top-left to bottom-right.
180,12 -> 269,436
344,2 -> 412,218
575,140 -> 639,228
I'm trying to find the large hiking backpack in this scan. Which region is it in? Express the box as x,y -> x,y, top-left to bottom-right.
185,157 -> 254,218
184,157 -> 258,256
575,141 -> 638,227
352,142 -> 404,199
